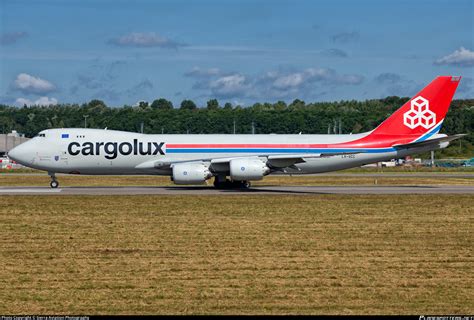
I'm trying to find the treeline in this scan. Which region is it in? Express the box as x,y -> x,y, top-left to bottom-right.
1,97 -> 473,156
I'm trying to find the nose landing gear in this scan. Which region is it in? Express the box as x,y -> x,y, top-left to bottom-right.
49,172 -> 59,188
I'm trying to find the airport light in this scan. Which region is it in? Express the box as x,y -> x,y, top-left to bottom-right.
83,115 -> 89,128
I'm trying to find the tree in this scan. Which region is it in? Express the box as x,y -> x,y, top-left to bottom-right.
223,102 -> 233,110
180,99 -> 197,110
138,101 -> 149,109
86,99 -> 108,114
273,100 -> 287,110
289,99 -> 305,109
151,98 -> 173,110
206,99 -> 219,110
88,99 -> 107,108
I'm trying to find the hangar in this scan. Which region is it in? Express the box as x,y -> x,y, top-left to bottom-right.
0,131 -> 29,157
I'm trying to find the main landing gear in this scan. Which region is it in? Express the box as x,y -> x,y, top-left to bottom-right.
213,176 -> 251,189
49,172 -> 59,188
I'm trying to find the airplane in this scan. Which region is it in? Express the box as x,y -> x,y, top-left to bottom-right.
8,76 -> 465,189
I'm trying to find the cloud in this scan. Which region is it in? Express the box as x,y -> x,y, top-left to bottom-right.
261,68 -> 364,94
188,66 -> 364,100
136,79 -> 154,90
184,67 -> 221,78
108,32 -> 185,49
15,96 -> 58,106
77,74 -> 103,90
305,68 -> 364,85
271,72 -> 305,89
14,98 -> 31,106
375,72 -> 402,84
12,73 -> 56,94
0,31 -> 28,45
374,73 -> 422,97
321,48 -> 348,58
126,79 -> 154,97
34,96 -> 58,106
83,79 -> 154,103
371,71 -> 424,98
385,83 -> 419,97
103,60 -> 127,81
434,47 -> 474,67
70,59 -> 129,102
208,74 -> 249,98
69,60 -> 153,104
331,31 -> 359,43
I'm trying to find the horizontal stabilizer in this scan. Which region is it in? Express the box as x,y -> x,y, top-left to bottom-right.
393,134 -> 466,150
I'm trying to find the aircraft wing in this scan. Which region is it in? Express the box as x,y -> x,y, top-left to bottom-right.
135,159 -> 185,170
393,134 -> 466,150
135,150 -> 365,171
208,153 -> 326,169
264,151 -> 363,168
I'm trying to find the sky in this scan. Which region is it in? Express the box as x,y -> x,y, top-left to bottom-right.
0,0 -> 473,107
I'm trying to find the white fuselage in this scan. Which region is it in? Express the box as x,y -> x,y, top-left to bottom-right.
9,128 -> 439,176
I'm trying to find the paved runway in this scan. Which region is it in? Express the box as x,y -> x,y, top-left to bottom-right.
0,185 -> 473,195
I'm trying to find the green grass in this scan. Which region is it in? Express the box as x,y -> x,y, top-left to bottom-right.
0,195 -> 472,314
0,172 -> 473,187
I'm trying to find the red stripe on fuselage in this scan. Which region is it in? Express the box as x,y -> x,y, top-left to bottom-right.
166,134 -> 422,149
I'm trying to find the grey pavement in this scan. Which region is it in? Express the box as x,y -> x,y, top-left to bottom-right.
0,185 -> 473,195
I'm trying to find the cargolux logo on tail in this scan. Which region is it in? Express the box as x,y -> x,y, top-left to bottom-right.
403,96 -> 436,129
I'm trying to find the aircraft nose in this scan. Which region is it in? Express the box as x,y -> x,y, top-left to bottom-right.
8,142 -> 33,165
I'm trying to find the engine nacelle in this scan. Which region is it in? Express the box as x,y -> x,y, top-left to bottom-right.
172,162 -> 212,185
229,158 -> 270,181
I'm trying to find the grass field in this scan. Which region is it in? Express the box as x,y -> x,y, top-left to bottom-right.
0,195 -> 472,314
0,174 -> 473,187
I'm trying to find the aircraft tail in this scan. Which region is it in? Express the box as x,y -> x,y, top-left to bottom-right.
369,76 -> 461,138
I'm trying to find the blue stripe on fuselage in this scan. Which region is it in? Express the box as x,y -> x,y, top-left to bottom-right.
414,122 -> 443,142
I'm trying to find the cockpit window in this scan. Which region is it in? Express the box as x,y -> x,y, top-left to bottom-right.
36,133 -> 46,137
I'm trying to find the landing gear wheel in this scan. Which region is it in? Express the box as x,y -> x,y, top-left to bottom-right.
215,180 -> 233,189
214,176 -> 231,189
240,181 -> 251,189
213,177 -> 251,189
214,179 -> 223,188
48,172 -> 59,189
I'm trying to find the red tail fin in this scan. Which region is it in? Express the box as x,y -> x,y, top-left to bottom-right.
371,76 -> 461,137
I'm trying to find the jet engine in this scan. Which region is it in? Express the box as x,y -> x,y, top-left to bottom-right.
172,162 -> 212,185
229,158 -> 270,181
